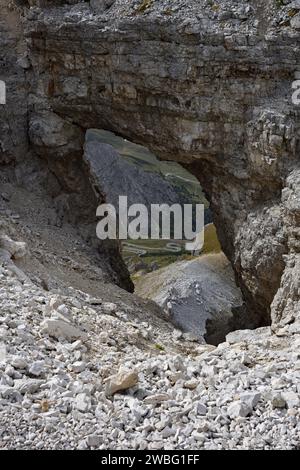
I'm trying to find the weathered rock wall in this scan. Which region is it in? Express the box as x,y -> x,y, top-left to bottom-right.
0,1 -> 134,293
0,0 -> 30,165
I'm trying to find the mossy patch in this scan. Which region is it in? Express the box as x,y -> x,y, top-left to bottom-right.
137,0 -> 155,14
288,9 -> 298,18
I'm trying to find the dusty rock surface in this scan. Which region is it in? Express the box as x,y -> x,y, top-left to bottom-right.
135,253 -> 248,345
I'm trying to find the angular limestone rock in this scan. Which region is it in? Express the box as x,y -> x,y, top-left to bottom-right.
41,319 -> 87,342
0,235 -> 27,259
143,393 -> 170,405
227,401 -> 252,419
105,368 -> 139,396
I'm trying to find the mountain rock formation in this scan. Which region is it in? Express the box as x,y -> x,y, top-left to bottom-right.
1,0 -> 300,328
1,0 -> 300,451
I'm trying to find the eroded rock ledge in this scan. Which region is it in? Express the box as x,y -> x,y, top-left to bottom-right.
2,0 -> 300,328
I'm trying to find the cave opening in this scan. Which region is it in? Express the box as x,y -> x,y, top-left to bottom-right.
84,128 -> 255,346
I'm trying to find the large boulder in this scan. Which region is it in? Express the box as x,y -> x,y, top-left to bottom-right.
135,253 -> 249,345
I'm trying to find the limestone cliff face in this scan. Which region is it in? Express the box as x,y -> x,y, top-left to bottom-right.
0,1 -> 134,293
0,0 -> 29,165
1,1 -> 300,327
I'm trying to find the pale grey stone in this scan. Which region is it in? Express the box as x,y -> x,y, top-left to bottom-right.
291,14 -> 300,30
282,391 -> 299,409
74,393 -> 92,413
71,361 -> 86,373
271,393 -> 287,409
28,361 -> 45,377
196,402 -> 208,416
41,319 -> 86,342
86,434 -> 102,448
227,401 -> 252,419
240,392 -> 261,410
144,393 -> 170,405
10,357 -> 27,370
14,379 -> 43,395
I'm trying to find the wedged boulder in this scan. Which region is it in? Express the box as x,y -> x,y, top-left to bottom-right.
83,129 -> 190,212
135,253 -> 250,345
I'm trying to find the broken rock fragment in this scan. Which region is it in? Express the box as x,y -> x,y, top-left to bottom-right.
105,368 -> 139,396
0,235 -> 27,259
41,319 -> 87,342
227,401 -> 252,419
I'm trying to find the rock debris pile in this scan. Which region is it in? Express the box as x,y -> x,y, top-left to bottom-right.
0,261 -> 299,450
